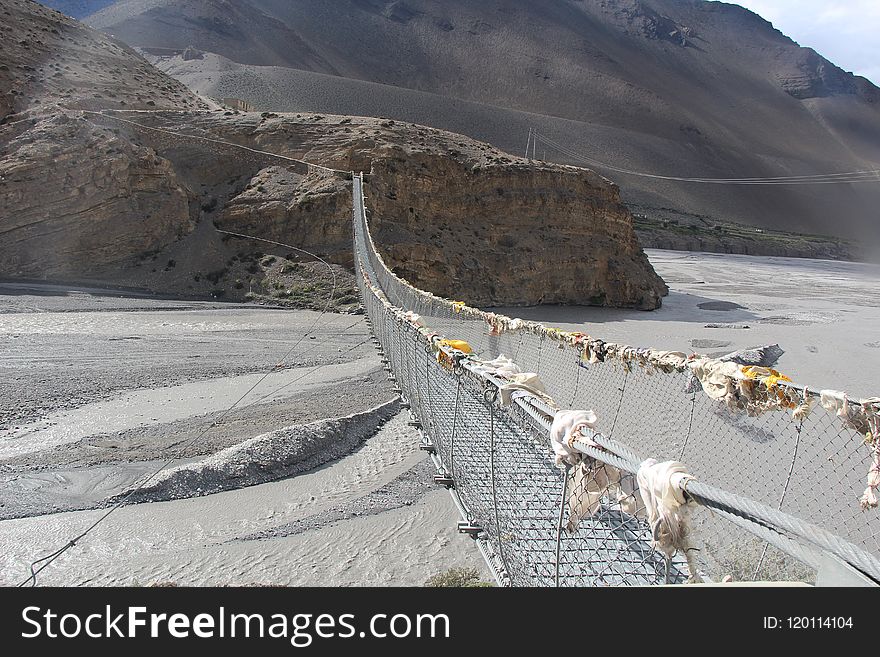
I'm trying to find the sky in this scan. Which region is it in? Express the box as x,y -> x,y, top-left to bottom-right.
733,1 -> 880,84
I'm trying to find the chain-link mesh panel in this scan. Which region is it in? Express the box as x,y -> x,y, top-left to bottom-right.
352,175 -> 880,586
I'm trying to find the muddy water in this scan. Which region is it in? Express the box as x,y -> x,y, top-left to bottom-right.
0,357 -> 377,459
0,293 -> 487,586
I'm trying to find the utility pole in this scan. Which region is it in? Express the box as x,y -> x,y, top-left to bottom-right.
525,127 -> 532,160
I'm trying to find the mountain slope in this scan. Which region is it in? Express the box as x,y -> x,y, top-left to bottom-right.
0,0 -> 205,277
2,0 -> 667,310
84,0 -> 880,243
37,0 -> 116,19
2,0 -> 205,116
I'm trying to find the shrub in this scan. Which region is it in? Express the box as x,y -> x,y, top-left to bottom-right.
206,268 -> 227,284
424,568 -> 493,588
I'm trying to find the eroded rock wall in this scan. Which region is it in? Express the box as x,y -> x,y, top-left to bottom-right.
216,166 -> 354,267
366,151 -> 667,309
1,105 -> 666,309
0,113 -> 193,278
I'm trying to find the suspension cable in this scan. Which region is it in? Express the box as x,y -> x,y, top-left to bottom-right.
534,131 -> 880,185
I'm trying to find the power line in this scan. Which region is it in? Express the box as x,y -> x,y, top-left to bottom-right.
16,229 -> 342,587
79,110 -> 349,175
244,317 -> 370,407
536,130 -> 880,184
534,131 -> 880,185
537,130 -> 880,184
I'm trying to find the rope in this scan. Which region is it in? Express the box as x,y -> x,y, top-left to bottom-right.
554,465 -> 571,587
567,357 -> 582,408
677,392 -> 697,461
16,230 -> 340,587
449,376 -> 462,479
608,369 -> 629,437
487,388 -> 510,580
245,327 -> 371,408
753,415 -> 806,578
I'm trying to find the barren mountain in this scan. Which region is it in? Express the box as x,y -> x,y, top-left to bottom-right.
0,0 -> 209,283
1,0 -> 666,309
36,0 -> 114,19
1,0 -> 204,115
77,0 -> 880,243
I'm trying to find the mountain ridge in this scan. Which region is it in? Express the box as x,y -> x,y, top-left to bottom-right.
68,0 -> 880,243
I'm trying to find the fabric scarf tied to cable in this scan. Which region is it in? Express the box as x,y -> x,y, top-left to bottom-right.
469,354 -> 522,379
403,311 -> 425,328
550,410 -> 639,532
687,357 -> 801,415
637,459 -> 699,581
499,372 -> 556,408
550,409 -> 597,467
435,339 -> 472,368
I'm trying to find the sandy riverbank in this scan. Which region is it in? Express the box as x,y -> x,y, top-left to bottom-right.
0,285 -> 488,585
4,250 -> 878,586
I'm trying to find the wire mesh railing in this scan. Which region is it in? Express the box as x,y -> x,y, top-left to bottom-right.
352,173 -> 880,586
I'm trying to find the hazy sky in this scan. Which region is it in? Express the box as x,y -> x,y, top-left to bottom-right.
732,1 -> 880,84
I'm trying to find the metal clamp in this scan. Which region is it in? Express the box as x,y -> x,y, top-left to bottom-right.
457,521 -> 484,538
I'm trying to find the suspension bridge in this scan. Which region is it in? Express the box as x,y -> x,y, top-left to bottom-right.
12,111 -> 880,587
352,173 -> 880,586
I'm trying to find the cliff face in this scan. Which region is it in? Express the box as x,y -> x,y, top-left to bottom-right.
188,113 -> 666,309
634,218 -> 857,261
2,102 -> 667,309
217,165 -> 354,266
0,0 -> 206,278
0,113 -> 194,278
367,152 -> 667,309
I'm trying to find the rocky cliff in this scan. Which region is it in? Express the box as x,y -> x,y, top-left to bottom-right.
1,0 -> 667,310
0,113 -> 193,277
197,112 -> 666,309
0,0 -> 207,278
367,151 -> 666,308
